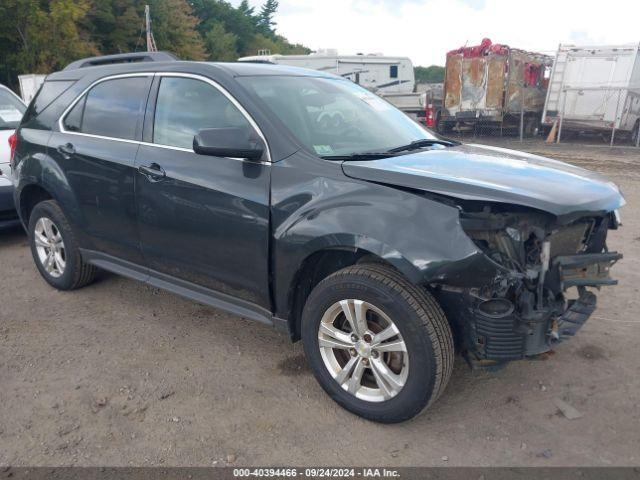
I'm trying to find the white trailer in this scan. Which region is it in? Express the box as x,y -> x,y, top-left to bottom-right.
238,50 -> 415,94
542,43 -> 640,142
18,74 -> 47,103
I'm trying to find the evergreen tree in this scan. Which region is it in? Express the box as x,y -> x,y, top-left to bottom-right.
205,22 -> 238,62
258,0 -> 278,35
238,0 -> 255,17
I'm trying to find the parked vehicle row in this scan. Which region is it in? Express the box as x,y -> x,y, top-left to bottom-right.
244,41 -> 640,141
0,83 -> 26,228
11,52 -> 624,422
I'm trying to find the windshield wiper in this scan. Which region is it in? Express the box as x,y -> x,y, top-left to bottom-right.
321,152 -> 396,161
387,138 -> 457,153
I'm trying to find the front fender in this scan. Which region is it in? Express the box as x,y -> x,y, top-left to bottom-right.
271,153 -> 499,318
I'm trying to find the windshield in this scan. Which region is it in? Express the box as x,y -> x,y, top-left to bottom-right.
238,76 -> 437,157
0,88 -> 26,130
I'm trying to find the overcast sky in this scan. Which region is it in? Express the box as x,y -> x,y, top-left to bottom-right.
231,0 -> 640,66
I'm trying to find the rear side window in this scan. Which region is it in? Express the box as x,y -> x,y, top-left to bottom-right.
390,65 -> 398,79
20,80 -> 73,126
153,77 -> 250,149
63,77 -> 150,140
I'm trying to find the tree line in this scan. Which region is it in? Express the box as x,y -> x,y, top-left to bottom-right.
0,0 -> 310,90
0,0 -> 444,92
414,65 -> 445,84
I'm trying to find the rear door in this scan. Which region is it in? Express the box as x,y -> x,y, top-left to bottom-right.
135,74 -> 271,309
50,74 -> 152,263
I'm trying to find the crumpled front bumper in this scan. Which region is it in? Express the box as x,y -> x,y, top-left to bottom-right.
435,251 -> 622,366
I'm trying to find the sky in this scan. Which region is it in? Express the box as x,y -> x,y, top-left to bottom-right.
231,0 -> 640,66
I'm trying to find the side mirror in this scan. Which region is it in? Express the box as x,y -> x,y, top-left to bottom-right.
193,127 -> 264,161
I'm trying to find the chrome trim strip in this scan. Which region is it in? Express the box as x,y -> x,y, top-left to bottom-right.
57,71 -> 272,164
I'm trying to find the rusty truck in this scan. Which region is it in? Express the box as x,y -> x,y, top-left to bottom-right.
438,39 -> 553,136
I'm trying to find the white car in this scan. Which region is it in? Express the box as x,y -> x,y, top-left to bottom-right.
0,83 -> 27,228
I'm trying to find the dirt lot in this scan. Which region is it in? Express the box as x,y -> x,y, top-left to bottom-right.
1,139 -> 639,467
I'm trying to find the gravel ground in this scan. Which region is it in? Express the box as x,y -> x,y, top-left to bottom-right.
0,139 -> 639,467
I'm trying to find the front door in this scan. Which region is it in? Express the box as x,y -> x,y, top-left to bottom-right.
135,75 -> 271,309
50,75 -> 152,264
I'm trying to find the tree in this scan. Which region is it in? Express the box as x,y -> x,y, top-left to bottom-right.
147,0 -> 206,60
258,0 -> 278,35
86,0 -> 142,54
414,65 -> 445,84
204,22 -> 238,61
237,0 -> 255,17
0,0 -> 311,90
0,0 -> 96,88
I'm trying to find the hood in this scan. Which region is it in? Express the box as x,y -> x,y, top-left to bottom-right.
341,143 -> 625,216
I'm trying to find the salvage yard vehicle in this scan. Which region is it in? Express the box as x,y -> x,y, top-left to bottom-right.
239,49 -> 415,94
11,52 -> 624,423
0,83 -> 26,228
542,43 -> 640,142
440,38 -> 553,135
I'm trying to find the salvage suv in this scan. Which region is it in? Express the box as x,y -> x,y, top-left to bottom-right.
12,52 -> 624,423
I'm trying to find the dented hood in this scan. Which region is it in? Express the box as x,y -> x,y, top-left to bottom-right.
341,144 -> 625,216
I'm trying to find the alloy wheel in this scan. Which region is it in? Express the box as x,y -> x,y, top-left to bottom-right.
318,299 -> 409,402
34,217 -> 66,278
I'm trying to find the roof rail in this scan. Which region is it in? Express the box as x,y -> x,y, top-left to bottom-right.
63,51 -> 178,71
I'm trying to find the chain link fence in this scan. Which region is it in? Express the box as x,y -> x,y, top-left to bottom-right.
431,85 -> 640,148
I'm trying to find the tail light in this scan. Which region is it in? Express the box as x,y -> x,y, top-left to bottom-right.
8,132 -> 17,167
425,104 -> 435,128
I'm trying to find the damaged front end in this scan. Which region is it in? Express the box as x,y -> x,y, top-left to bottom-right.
435,204 -> 622,368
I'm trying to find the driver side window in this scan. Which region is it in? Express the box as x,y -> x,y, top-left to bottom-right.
153,77 -> 251,150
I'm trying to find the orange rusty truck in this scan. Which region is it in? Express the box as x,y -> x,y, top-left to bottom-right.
438,39 -> 553,136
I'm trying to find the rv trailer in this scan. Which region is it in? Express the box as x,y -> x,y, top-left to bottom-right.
18,74 -> 46,103
440,39 -> 553,135
238,50 -> 415,94
542,43 -> 640,143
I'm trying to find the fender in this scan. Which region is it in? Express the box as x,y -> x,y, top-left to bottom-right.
270,152 -> 499,319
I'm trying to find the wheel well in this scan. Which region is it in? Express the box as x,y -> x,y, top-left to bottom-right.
19,185 -> 53,225
287,248 -> 395,341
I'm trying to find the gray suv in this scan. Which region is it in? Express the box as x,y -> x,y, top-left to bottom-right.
12,53 -> 624,423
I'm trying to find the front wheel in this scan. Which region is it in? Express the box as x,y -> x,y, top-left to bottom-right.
301,264 -> 454,423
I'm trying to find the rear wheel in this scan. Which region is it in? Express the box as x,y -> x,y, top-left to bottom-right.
523,116 -> 539,137
632,120 -> 640,146
435,111 -> 453,135
301,264 -> 454,423
28,200 -> 96,290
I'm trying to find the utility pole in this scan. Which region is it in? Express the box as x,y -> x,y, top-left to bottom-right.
145,5 -> 157,52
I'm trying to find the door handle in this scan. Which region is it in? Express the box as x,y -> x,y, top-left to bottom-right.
138,163 -> 166,182
57,143 -> 75,158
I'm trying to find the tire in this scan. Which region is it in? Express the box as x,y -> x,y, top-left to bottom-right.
523,116 -> 539,137
632,120 -> 640,146
28,200 -> 97,290
301,263 -> 454,423
435,112 -> 453,135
